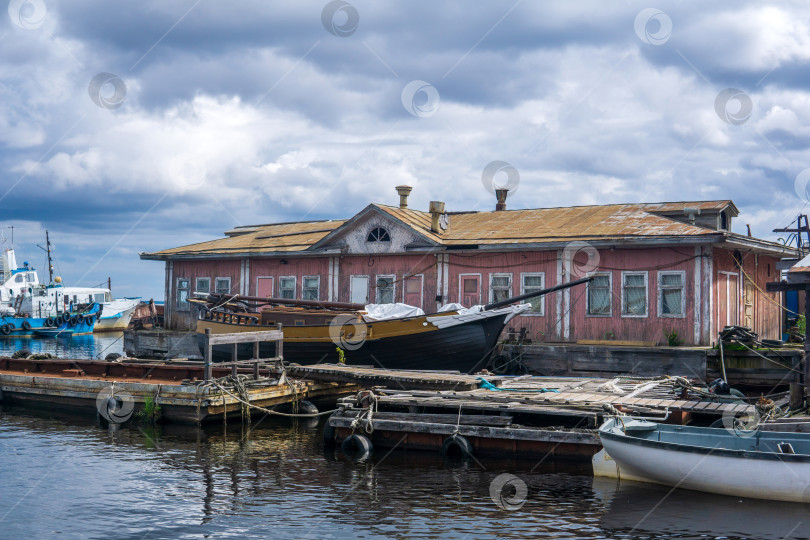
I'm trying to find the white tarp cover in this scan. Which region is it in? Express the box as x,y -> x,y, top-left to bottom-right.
438,303 -> 484,314
362,303 -> 425,321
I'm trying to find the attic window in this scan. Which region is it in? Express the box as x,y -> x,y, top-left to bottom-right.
367,227 -> 391,242
720,211 -> 728,230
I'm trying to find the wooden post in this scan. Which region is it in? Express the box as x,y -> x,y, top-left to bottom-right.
793,285 -> 810,410
231,342 -> 238,377
801,284 -> 810,407
253,341 -> 260,380
277,322 -> 284,363
204,328 -> 212,381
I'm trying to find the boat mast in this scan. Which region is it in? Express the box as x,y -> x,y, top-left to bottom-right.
37,230 -> 54,284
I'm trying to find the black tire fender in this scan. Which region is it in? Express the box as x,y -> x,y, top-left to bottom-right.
21,321 -> 31,332
0,324 -> 9,335
441,434 -> 474,459
341,433 -> 373,460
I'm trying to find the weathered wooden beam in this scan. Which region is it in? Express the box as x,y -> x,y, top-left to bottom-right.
207,330 -> 283,345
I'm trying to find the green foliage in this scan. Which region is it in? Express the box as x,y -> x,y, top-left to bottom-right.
135,395 -> 162,424
799,315 -> 807,335
336,347 -> 346,365
664,329 -> 683,347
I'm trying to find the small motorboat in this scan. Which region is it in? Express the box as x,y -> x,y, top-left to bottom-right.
597,417 -> 810,503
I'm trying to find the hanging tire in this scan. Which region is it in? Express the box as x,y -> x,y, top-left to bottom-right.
21,321 -> 31,332
489,353 -> 513,375
45,317 -> 55,327
75,314 -> 85,325
61,313 -> 70,324
441,435 -> 474,459
69,316 -> 78,326
0,324 -> 10,335
341,433 -> 373,460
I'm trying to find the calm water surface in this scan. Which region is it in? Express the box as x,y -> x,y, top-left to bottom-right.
1,341 -> 809,539
0,333 -> 124,360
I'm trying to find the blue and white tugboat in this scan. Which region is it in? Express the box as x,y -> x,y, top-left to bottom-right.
0,232 -> 102,338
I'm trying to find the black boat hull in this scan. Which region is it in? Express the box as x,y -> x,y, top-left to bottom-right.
197,312 -> 510,373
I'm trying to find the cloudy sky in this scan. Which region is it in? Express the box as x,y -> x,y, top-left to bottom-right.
2,0 -> 810,300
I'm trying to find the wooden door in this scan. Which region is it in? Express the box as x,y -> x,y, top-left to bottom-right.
718,273 -> 739,329
460,274 -> 480,307
350,276 -> 369,304
743,278 -> 754,329
257,276 -> 274,298
403,275 -> 423,307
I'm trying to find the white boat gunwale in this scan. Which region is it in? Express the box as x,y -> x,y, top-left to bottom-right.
599,418 -> 810,463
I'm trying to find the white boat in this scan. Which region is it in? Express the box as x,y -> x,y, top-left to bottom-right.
1,235 -> 137,331
597,417 -> 810,503
94,297 -> 141,331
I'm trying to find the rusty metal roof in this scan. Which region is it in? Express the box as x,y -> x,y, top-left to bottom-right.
377,201 -> 732,244
144,219 -> 345,257
141,199 -> 789,259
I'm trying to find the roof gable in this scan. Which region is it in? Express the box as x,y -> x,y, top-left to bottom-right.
309,204 -> 442,252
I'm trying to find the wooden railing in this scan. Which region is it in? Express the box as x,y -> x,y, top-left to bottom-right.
202,324 -> 283,381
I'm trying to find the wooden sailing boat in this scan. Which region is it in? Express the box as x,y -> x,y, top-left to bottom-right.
193,277 -> 590,373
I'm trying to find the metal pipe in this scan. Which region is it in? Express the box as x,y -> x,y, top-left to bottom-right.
483,277 -> 593,311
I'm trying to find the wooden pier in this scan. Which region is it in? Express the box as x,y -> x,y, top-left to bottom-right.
290,365 -> 765,461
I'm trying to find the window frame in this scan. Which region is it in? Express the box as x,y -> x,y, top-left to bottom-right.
402,274 -> 424,307
302,275 -> 320,301
375,274 -> 396,304
214,277 -> 231,295
488,273 -> 513,304
586,272 -> 613,317
519,272 -> 545,316
279,276 -> 296,300
195,277 -> 211,295
176,278 -> 190,312
458,273 -> 482,304
366,227 -> 391,243
658,270 -> 687,319
620,271 -> 649,318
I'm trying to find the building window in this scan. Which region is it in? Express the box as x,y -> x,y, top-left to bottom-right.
587,273 -> 612,316
489,273 -> 512,304
621,272 -> 648,317
279,276 -> 296,299
302,276 -> 320,301
196,277 -> 210,294
215,277 -> 231,295
520,273 -> 545,315
659,271 -> 686,318
176,278 -> 190,311
376,275 -> 395,304
366,227 -> 391,242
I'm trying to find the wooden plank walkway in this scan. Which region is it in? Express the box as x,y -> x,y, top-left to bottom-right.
285,364 -> 503,391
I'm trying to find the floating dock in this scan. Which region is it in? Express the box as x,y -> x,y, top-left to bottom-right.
297,366 -> 768,461
0,356 -> 358,423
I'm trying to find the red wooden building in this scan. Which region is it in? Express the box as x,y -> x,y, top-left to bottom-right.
141,188 -> 794,346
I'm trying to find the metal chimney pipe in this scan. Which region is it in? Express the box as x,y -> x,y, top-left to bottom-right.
495,188 -> 508,211
429,201 -> 445,233
395,185 -> 413,209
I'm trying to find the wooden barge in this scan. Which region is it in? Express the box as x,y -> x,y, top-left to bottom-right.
0,356 -> 358,424
286,364 -> 766,461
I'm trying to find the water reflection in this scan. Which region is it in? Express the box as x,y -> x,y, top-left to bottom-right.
0,406 -> 787,540
0,332 -> 124,359
594,477 -> 810,540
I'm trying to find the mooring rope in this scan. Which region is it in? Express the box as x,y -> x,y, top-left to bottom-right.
208,379 -> 338,418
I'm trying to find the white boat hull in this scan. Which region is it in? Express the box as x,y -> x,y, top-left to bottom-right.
599,419 -> 810,503
94,299 -> 140,332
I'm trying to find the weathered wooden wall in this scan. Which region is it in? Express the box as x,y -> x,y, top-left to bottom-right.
163,245 -> 784,345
